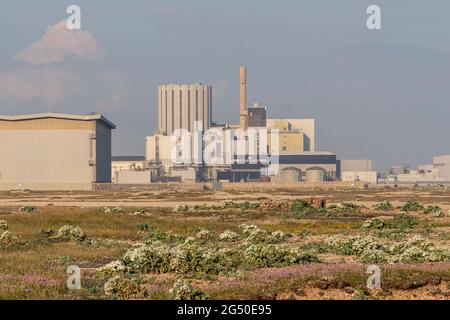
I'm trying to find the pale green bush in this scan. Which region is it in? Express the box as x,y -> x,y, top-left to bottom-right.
104,276 -> 147,299
389,235 -> 450,263
362,218 -> 385,230
243,244 -> 318,268
123,242 -> 172,274
170,278 -> 208,300
0,231 -> 17,246
0,220 -> 8,231
196,230 -> 214,240
219,230 -> 240,242
103,207 -> 124,214
55,225 -> 86,241
97,260 -> 127,275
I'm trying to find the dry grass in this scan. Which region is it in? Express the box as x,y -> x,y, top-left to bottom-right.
0,188 -> 449,300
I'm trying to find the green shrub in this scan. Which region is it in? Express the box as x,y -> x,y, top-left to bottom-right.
137,223 -> 150,231
170,279 -> 208,300
97,260 -> 127,275
144,228 -> 185,245
54,225 -> 86,241
103,207 -> 123,214
104,276 -> 147,299
362,218 -> 385,230
19,206 -> 37,213
401,201 -> 424,212
387,214 -> 418,229
0,231 -> 17,247
371,201 -> 394,211
0,220 -> 8,231
291,200 -> 311,212
219,230 -> 240,242
423,206 -> 444,217
243,244 -> 318,268
123,242 -> 172,274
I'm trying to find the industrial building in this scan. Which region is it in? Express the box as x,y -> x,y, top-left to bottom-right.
340,159 -> 377,184
143,66 -> 340,183
111,156 -> 147,183
0,113 -> 115,190
158,83 -> 212,134
391,155 -> 450,184
247,103 -> 267,128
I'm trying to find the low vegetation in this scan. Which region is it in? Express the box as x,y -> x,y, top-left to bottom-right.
0,189 -> 449,300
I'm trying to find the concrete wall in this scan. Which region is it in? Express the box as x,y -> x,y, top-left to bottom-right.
117,171 -> 152,184
342,171 -> 377,183
341,160 -> 373,172
0,117 -> 113,190
433,155 -> 450,181
112,160 -> 146,183
158,84 -> 212,134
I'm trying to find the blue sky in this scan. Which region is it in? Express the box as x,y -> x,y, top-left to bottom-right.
0,1 -> 449,171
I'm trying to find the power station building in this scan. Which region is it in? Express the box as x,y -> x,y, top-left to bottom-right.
144,67 -> 340,183
158,84 -> 212,134
0,113 -> 115,190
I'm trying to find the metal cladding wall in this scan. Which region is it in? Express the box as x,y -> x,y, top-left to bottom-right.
158,84 -> 212,134
0,114 -> 115,190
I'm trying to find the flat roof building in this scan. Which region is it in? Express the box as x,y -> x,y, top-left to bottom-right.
0,113 -> 115,190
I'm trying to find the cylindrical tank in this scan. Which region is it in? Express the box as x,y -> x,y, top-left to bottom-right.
306,167 -> 326,182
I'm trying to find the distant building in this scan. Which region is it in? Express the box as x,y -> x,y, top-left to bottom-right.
389,155 -> 450,184
247,103 -> 267,128
0,113 -> 115,190
158,84 -> 212,134
433,155 -> 450,181
272,152 -> 339,181
111,156 -> 146,183
267,119 -> 315,152
340,159 -> 377,183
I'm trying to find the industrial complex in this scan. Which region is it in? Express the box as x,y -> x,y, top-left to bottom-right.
0,67 -> 449,190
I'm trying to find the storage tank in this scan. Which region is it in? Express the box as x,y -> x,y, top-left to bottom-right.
306,166 -> 326,182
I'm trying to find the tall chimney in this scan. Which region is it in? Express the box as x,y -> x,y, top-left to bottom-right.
239,66 -> 247,131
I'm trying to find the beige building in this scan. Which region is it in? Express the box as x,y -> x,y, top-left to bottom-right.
158,84 -> 212,134
267,119 -> 315,153
111,156 -> 146,183
433,155 -> 450,181
0,113 -> 115,190
340,159 -> 377,183
145,133 -> 178,172
342,171 -> 377,184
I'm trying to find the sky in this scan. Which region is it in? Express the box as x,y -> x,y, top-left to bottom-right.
0,0 -> 449,172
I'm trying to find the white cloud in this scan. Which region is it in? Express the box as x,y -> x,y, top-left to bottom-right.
14,20 -> 104,65
93,71 -> 129,110
0,68 -> 87,108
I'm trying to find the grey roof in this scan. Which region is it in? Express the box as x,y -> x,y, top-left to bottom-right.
0,113 -> 116,129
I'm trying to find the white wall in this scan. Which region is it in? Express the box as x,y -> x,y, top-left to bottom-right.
433,155 -> 450,181
342,171 -> 377,183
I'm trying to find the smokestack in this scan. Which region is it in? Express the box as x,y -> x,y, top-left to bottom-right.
239,66 -> 247,131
